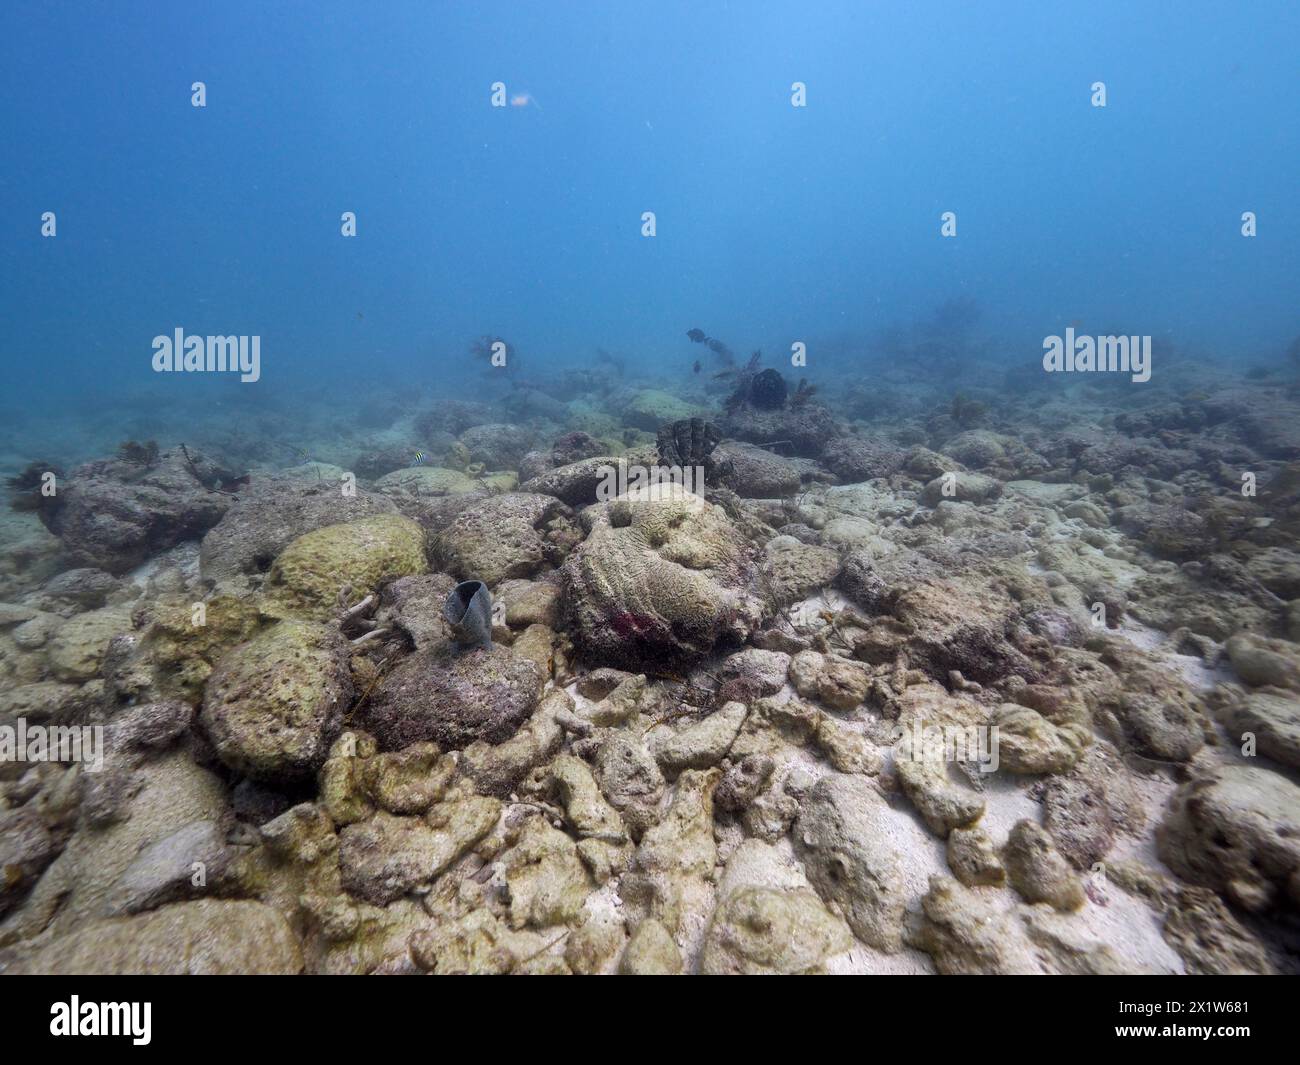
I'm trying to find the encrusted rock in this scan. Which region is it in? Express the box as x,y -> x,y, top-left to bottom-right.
33,447 -> 236,575
362,644 -> 542,751
794,773 -> 906,951
433,493 -> 579,586
911,875 -> 1121,975
822,436 -> 906,482
789,650 -> 871,712
1041,742 -> 1144,869
200,620 -> 352,782
500,816 -> 592,930
262,514 -> 428,621
4,899 -> 302,975
716,648 -> 790,696
1156,764 -> 1300,912
762,535 -> 840,605
700,840 -> 852,975
460,689 -> 570,797
993,703 -> 1090,774
1225,632 -> 1300,691
200,476 -> 397,591
650,701 -> 748,776
619,918 -> 682,974
593,731 -> 665,840
620,768 -> 719,935
713,441 -> 801,498
1210,685 -> 1300,769
1003,820 -> 1085,911
339,795 -> 498,904
521,456 -> 622,507
946,825 -> 1005,886
921,472 -> 1003,507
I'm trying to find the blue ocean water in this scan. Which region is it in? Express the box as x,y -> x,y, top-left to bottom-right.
1,0 -> 1297,429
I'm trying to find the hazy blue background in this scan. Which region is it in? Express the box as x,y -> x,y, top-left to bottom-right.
2,0 -> 1297,405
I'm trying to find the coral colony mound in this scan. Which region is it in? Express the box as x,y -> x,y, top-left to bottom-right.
2,335 -> 1300,977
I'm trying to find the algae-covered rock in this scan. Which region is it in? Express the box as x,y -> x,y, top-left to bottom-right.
5,899 -> 302,975
1156,764 -> 1300,911
497,578 -> 563,628
584,672 -> 646,727
326,738 -> 454,819
501,817 -> 593,930
0,680 -> 77,729
35,447 -> 235,575
549,754 -> 629,847
380,572 -> 457,650
1210,686 -> 1300,769
713,440 -> 801,498
338,795 -> 498,905
794,773 -> 906,951
593,730 -> 665,840
459,423 -> 536,470
1115,691 -> 1206,762
262,514 -> 427,621
619,918 -> 682,974
650,701 -> 748,776
373,466 -> 480,498
993,703 -> 1090,774
1226,632 -> 1300,691
362,643 -> 542,751
200,620 -> 352,782
1041,742 -> 1144,869
762,535 -> 840,605
911,875 -> 1124,975
138,594 -> 265,700
199,476 -> 398,592
1,751 -> 228,945
719,402 -> 840,457
46,605 -> 133,682
0,806 -> 56,917
511,623 -> 556,678
717,648 -> 790,696
946,825 -> 1005,887
520,456 -> 622,507
894,732 -> 986,838
814,716 -> 882,775
1003,819 -> 1085,911
460,689 -> 570,798
700,840 -> 852,975
620,768 -> 719,935
1161,884 -> 1276,975
921,471 -> 1003,506
103,819 -> 230,916
433,492 -> 579,586
789,649 -> 872,712
563,909 -> 627,974
410,909 -> 530,975
624,389 -> 705,431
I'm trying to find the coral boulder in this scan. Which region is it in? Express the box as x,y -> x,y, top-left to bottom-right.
563,482 -> 769,671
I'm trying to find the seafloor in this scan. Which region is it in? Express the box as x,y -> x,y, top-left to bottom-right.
1,350 -> 1298,974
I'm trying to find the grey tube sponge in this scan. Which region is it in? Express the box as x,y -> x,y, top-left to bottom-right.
443,580 -> 493,650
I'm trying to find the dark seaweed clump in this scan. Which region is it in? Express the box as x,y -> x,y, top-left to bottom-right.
656,416 -> 721,470
722,352 -> 792,413
6,461 -> 64,514
949,392 -> 989,428
749,368 -> 788,410
117,439 -> 160,466
790,378 -> 817,408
